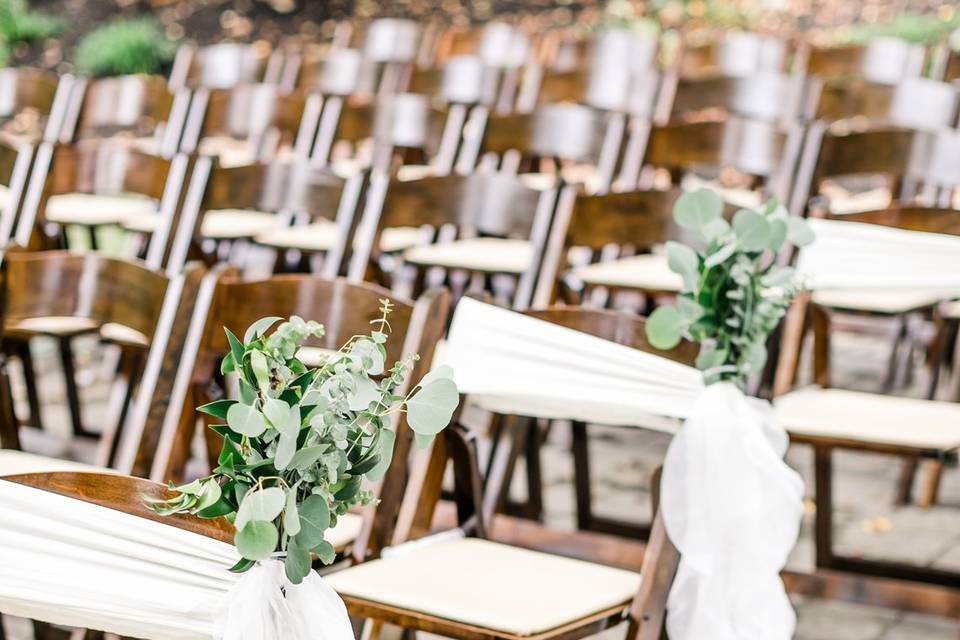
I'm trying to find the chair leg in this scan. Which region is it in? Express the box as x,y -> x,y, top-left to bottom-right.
15,339 -> 43,429
571,420 -> 594,530
0,354 -> 20,450
522,419 -> 545,521
57,336 -> 92,438
881,316 -> 907,393
917,459 -> 945,508
895,454 -> 919,505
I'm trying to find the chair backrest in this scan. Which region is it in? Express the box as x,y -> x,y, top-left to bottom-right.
64,74 -> 190,158
809,76 -> 959,127
15,141 -> 189,268
907,127 -> 960,204
348,172 -> 557,308
658,72 -> 803,126
533,186 -> 678,306
0,68 -> 74,143
803,37 -> 925,85
150,272 -> 448,514
679,32 -> 788,79
180,83 -> 321,166
0,251 -> 204,470
169,42 -> 278,91
0,140 -> 34,244
642,117 -> 801,203
788,121 -> 917,216
469,102 -> 625,193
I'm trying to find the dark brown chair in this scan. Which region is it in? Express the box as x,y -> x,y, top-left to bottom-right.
464,102 -> 626,194
800,37 -> 926,85
0,68 -> 75,144
0,250 -> 204,475
15,139 -> 189,260
180,83 -> 321,168
60,74 -> 192,158
656,72 -> 804,127
533,186 -> 680,308
676,32 -> 790,79
168,42 -> 281,91
804,76 -> 958,126
348,172 -> 557,310
326,307 -> 685,640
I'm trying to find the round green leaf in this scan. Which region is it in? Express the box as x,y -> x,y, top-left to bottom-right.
732,209 -> 770,252
407,378 -> 459,436
296,495 -> 331,549
235,487 -> 285,530
195,480 -> 222,511
284,535 -> 312,584
284,489 -> 301,537
226,403 -> 268,438
236,521 -> 278,561
366,428 -> 396,481
665,241 -> 699,291
787,217 -> 815,247
244,316 -> 283,343
645,306 -> 684,350
674,189 -> 723,231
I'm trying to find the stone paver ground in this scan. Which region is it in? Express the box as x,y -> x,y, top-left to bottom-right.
3,314 -> 959,639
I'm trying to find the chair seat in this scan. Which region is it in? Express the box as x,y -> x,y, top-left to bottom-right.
0,449 -> 115,477
122,211 -> 163,234
201,209 -> 279,240
812,288 -> 954,314
943,300 -> 960,319
396,164 -> 437,181
404,238 -> 533,274
0,184 -> 10,210
256,220 -> 340,251
820,183 -> 892,216
680,173 -> 763,210
326,512 -> 364,552
198,136 -> 257,168
45,193 -> 158,226
326,537 -> 641,637
295,346 -> 340,368
7,317 -> 149,347
572,254 -> 683,293
775,388 -> 960,452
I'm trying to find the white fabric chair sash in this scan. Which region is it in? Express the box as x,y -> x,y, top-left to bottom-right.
798,218 -> 960,291
444,298 -> 803,640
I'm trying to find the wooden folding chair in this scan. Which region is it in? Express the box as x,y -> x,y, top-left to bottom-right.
675,31 -> 791,79
772,290 -> 960,588
462,102 -> 626,194
312,91 -> 459,177
532,186 -> 680,308
627,115 -> 802,208
0,250 -> 204,475
15,139 -> 189,258
325,307 -> 684,640
59,73 -> 192,158
168,41 -> 282,91
150,271 -> 449,553
0,67 -> 75,145
805,76 -> 959,127
347,172 -> 557,309
180,82 -> 321,168
799,37 -> 926,86
656,71 -> 805,128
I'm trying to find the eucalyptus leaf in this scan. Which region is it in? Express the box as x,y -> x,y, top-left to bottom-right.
262,398 -> 292,431
347,375 -> 381,412
407,379 -> 459,436
284,535 -> 312,584
732,209 -> 770,252
703,242 -> 737,268
674,189 -> 723,231
251,350 -> 271,392
787,216 -> 815,247
414,432 -> 434,449
235,487 -> 285,530
226,403 -> 268,438
366,428 -> 396,481
284,489 -> 301,536
196,480 -> 222,511
225,329 -> 245,376
313,540 -> 336,565
768,217 -> 788,251
197,399 -> 236,420
419,364 -> 454,387
235,521 -> 278,561
666,241 -> 699,291
288,444 -> 329,471
296,495 -> 330,549
645,306 -> 684,350
244,316 -> 283,344
274,431 -> 298,471
676,297 -> 704,322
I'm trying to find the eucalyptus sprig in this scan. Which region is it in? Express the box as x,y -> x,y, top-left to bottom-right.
146,303 -> 459,584
645,189 -> 814,386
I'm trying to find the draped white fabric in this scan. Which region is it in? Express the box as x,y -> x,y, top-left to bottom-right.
0,479 -> 353,640
798,219 -> 960,291
444,299 -> 803,640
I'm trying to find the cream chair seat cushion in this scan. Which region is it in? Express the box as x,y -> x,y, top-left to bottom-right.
45,193 -> 158,226
122,211 -> 163,234
404,238 -> 533,274
572,254 -> 684,293
7,317 -> 149,347
326,512 -> 363,551
680,173 -> 763,210
0,449 -> 116,477
198,136 -> 257,169
820,183 -> 892,216
811,289 -> 954,314
326,538 -> 641,636
201,209 -> 279,240
942,300 -> 960,319
775,388 -> 960,452
0,184 -> 9,210
255,221 -> 424,254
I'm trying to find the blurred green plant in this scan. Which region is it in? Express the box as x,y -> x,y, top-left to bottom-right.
0,39 -> 9,67
0,0 -> 64,44
74,18 -> 176,77
847,11 -> 960,45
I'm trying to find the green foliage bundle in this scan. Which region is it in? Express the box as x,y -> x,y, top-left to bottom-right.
645,189 -> 814,386
0,0 -> 64,44
847,12 -> 960,45
74,18 -> 176,77
147,305 -> 459,584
